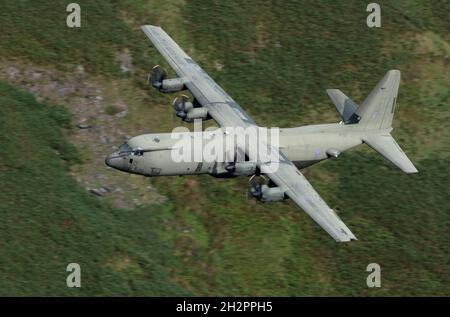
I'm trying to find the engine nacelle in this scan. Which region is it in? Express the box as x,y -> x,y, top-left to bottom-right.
326,148 -> 341,158
261,186 -> 286,202
159,78 -> 186,93
148,65 -> 187,93
173,95 -> 210,122
225,162 -> 257,176
250,184 -> 286,202
184,107 -> 209,122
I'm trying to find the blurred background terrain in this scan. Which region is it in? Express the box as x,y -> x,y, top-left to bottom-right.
0,0 -> 448,295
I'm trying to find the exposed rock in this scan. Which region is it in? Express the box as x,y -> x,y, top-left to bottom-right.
0,61 -> 167,209
115,109 -> 128,118
76,65 -> 85,78
89,188 -> 104,197
100,135 -> 110,144
31,71 -> 42,80
115,98 -> 128,112
99,187 -> 109,194
116,49 -> 133,73
214,60 -> 224,71
77,123 -> 92,129
5,66 -> 19,79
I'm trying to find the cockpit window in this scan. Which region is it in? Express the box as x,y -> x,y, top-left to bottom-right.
133,148 -> 144,156
118,142 -> 132,154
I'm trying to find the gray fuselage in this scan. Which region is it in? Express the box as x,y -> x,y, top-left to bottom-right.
105,123 -> 363,177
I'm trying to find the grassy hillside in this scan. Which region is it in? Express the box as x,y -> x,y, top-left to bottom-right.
0,0 -> 449,296
0,81 -> 189,296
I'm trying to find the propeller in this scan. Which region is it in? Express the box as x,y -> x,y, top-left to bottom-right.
224,147 -> 237,173
247,174 -> 268,200
148,65 -> 167,90
224,144 -> 245,174
172,95 -> 193,120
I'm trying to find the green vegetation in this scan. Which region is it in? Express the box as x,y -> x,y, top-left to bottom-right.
105,105 -> 121,116
0,0 -> 449,295
0,81 -> 189,296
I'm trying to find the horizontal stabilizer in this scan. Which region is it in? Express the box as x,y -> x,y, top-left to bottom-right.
363,134 -> 418,173
326,89 -> 359,123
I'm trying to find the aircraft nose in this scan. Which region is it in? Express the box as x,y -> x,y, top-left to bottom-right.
105,151 -> 126,171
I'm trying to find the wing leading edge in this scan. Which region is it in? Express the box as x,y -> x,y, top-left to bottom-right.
141,25 -> 255,128
143,25 -> 356,242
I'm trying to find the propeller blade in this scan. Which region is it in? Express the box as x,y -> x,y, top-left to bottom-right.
149,65 -> 167,89
247,174 -> 268,200
176,111 -> 187,119
173,94 -> 192,113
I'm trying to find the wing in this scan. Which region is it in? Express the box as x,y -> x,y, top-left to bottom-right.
143,25 -> 356,242
141,25 -> 255,128
258,149 -> 357,242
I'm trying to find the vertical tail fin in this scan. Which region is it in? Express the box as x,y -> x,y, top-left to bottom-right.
326,70 -> 417,173
356,70 -> 401,130
358,70 -> 417,173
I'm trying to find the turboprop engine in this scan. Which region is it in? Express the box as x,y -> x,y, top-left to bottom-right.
148,65 -> 186,93
225,161 -> 257,176
250,184 -> 286,202
248,176 -> 286,202
172,95 -> 210,122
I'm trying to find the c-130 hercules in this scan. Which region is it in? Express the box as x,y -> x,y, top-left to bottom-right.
105,25 -> 418,242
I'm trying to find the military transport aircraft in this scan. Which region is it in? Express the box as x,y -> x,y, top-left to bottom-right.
105,25 -> 418,242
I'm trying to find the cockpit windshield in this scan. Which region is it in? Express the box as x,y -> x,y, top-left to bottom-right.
118,142 -> 132,154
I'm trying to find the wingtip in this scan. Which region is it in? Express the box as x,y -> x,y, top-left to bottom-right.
406,167 -> 419,174
387,69 -> 401,79
402,161 -> 418,174
333,226 -> 357,242
141,24 -> 162,29
337,235 -> 358,243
